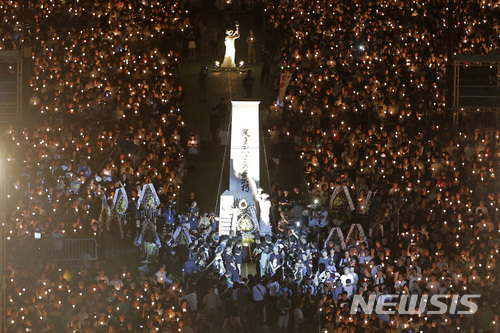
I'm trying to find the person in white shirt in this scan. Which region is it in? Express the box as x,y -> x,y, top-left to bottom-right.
451,266 -> 463,285
95,270 -> 109,284
36,272 -> 51,287
252,279 -> 266,326
341,267 -> 358,285
476,200 -> 489,216
358,250 -> 373,264
252,280 -> 266,327
426,275 -> 441,296
108,272 -> 124,291
468,269 -> 482,284
318,206 -> 329,228
154,265 -> 173,286
308,211 -> 319,228
408,268 -> 422,285
267,278 -> 280,297
394,275 -> 407,292
370,262 -> 381,276
340,267 -> 350,287
252,281 -> 266,301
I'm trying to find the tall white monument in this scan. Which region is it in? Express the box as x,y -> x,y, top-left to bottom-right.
229,100 -> 260,204
219,100 -> 269,236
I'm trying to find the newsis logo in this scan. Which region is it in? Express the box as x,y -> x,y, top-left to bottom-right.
350,294 -> 480,315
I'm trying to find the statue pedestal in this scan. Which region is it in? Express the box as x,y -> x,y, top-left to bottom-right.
221,55 -> 236,69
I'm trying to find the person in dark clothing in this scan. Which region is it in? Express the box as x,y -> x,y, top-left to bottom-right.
199,66 -> 208,102
209,110 -> 221,143
215,97 -> 228,124
242,70 -> 254,98
166,248 -> 182,277
261,54 -> 271,84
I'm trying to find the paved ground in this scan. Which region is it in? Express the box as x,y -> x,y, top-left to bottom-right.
178,9 -> 301,214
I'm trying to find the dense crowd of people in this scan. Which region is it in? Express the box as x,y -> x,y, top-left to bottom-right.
1,0 -> 500,332
1,0 -> 193,329
1,0 -> 193,240
259,0 -> 500,331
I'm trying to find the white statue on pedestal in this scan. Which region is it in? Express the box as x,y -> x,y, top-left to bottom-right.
221,22 -> 240,68
256,188 -> 272,235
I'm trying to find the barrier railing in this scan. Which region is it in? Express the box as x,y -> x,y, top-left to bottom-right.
101,237 -> 140,259
31,238 -> 98,262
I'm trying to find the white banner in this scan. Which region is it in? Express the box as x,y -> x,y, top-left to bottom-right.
219,191 -> 234,236
278,73 -> 292,104
229,101 -> 260,205
346,223 -> 366,245
343,186 -> 355,211
324,227 -> 345,250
